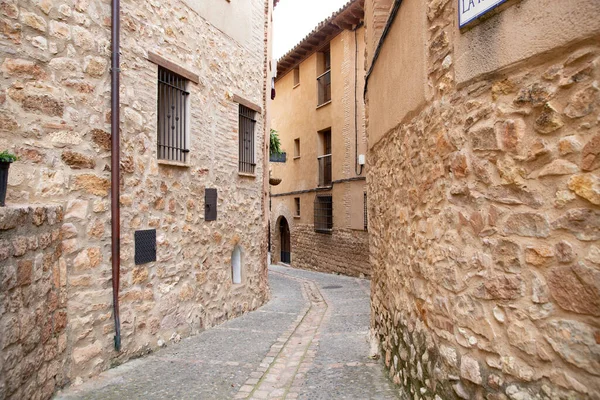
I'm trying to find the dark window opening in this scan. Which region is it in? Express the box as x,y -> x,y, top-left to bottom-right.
239,105 -> 256,174
318,129 -> 332,187
317,48 -> 331,106
293,67 -> 300,86
364,192 -> 368,231
158,67 -> 190,163
314,195 -> 333,233
294,197 -> 300,217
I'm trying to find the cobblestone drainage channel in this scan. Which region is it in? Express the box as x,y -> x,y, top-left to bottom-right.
235,271 -> 328,400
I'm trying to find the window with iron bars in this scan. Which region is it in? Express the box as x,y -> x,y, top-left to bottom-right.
239,105 -> 256,174
314,195 -> 333,233
157,66 -> 190,163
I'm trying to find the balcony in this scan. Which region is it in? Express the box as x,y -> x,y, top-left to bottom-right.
318,154 -> 332,187
317,70 -> 331,107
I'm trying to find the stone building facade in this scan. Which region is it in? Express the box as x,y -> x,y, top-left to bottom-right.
365,0 -> 600,398
270,0 -> 369,277
0,0 -> 273,398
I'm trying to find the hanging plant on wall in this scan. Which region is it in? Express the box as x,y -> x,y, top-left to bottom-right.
269,129 -> 283,186
0,150 -> 18,207
270,129 -> 282,156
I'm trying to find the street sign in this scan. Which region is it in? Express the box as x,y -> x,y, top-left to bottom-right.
459,0 -> 508,27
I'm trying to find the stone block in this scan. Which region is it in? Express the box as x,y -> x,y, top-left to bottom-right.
72,341 -> 102,365
543,319 -> 600,376
551,208 -> 600,241
17,259 -> 33,286
547,263 -> 600,316
534,103 -> 563,134
524,245 -> 555,267
568,174 -> 600,205
20,11 -> 47,32
581,134 -> 600,171
73,174 -> 110,197
503,213 -> 549,238
564,85 -> 598,118
61,151 -> 96,170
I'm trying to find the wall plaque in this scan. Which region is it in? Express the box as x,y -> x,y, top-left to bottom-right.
459,0 -> 508,27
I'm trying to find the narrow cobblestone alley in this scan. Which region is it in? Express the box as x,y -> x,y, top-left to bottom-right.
55,265 -> 400,400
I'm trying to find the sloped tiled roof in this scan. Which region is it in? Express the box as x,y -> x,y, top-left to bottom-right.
275,0 -> 364,81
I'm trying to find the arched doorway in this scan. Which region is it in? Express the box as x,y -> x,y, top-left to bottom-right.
279,217 -> 291,264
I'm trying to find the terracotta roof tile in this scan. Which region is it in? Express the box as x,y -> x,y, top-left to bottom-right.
275,0 -> 364,80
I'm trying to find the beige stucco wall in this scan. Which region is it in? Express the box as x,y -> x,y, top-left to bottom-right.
364,0 -> 394,65
366,0 -> 430,148
272,27 -> 368,206
0,0 -> 271,395
366,0 -> 600,398
270,27 -> 369,276
183,0 -> 254,49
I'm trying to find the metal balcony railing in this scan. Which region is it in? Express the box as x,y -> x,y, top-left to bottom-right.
317,70 -> 331,106
318,154 -> 332,187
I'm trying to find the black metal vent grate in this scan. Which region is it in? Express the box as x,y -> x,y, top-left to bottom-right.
135,229 -> 156,265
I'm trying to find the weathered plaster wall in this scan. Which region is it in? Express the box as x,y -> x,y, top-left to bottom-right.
271,27 -> 368,277
366,0 -> 430,147
0,0 -> 270,393
0,205 -> 66,400
366,0 -> 600,398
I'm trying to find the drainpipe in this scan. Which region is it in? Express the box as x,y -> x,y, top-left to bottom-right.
111,0 -> 122,352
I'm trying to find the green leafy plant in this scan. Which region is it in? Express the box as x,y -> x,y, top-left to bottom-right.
0,151 -> 18,163
270,129 -> 282,156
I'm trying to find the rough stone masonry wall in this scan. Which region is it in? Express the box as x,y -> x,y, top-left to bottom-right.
368,2 -> 600,400
0,205 -> 66,400
0,0 -> 269,391
291,224 -> 369,278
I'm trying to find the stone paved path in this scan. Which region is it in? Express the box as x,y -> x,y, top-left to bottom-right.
55,265 -> 400,400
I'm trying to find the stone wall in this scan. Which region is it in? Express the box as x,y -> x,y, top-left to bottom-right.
290,224 -> 369,277
1,0 -> 270,392
367,0 -> 600,398
0,205 -> 67,400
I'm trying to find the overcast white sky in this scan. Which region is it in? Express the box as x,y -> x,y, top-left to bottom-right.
273,0 -> 350,59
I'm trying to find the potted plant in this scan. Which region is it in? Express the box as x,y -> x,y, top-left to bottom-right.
0,150 -> 18,207
269,129 -> 283,186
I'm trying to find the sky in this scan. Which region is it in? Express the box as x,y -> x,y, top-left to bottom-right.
273,0 -> 350,59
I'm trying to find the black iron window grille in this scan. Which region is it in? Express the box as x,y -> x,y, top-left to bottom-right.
364,192 -> 368,231
314,195 -> 333,233
239,105 -> 256,174
157,67 -> 190,163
